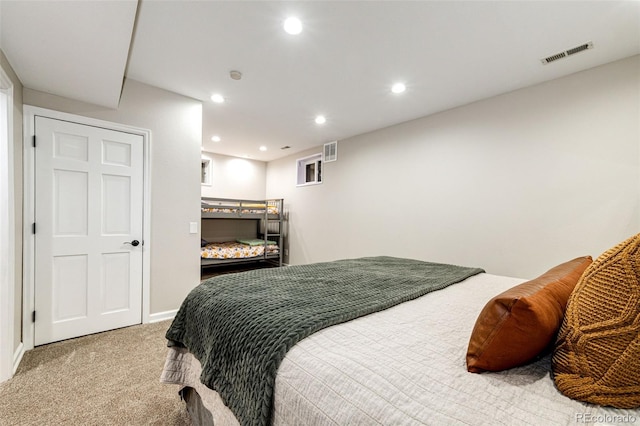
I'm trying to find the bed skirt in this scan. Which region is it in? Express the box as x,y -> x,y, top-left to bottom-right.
161,346 -> 238,426
179,387 -> 213,426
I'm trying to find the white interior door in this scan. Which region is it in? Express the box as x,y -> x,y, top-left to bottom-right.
34,116 -> 144,346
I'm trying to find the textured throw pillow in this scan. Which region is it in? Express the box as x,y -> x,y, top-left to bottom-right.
553,234 -> 640,408
466,256 -> 592,373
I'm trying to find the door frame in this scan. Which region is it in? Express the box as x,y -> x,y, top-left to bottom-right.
22,106 -> 152,350
0,67 -> 16,382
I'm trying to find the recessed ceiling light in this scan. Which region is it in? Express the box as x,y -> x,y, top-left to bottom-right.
211,94 -> 225,103
283,17 -> 302,35
211,135 -> 221,142
315,115 -> 326,125
391,83 -> 406,94
259,146 -> 267,152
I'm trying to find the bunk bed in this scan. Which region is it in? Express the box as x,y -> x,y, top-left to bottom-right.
200,197 -> 284,268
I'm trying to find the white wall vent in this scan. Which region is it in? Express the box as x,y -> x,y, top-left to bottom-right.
323,141 -> 337,162
541,41 -> 593,65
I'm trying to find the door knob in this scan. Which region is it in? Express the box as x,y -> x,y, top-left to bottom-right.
124,240 -> 140,247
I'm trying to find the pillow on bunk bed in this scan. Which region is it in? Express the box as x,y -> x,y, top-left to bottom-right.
201,238 -> 209,247
236,238 -> 277,246
466,256 -> 592,373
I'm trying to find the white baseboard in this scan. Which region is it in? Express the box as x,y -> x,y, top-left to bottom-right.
149,309 -> 177,323
13,342 -> 24,375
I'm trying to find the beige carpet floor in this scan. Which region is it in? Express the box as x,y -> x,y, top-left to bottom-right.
0,320 -> 191,425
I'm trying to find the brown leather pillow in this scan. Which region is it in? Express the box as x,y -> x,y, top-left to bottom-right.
466,256 -> 592,373
553,234 -> 640,408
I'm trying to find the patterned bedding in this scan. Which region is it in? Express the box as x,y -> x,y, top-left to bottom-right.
201,203 -> 279,216
201,241 -> 279,260
202,206 -> 278,214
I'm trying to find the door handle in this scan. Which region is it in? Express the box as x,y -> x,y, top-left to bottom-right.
124,240 -> 140,247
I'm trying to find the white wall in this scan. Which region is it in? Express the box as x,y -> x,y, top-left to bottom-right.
24,79 -> 202,315
200,151 -> 266,200
266,55 -> 640,279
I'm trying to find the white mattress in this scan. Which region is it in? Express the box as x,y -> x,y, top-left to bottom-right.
161,273 -> 640,425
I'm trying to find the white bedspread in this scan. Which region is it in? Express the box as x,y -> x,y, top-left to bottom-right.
162,273 -> 640,425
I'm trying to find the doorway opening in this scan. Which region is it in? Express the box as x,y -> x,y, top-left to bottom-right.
22,106 -> 152,351
0,70 -> 16,383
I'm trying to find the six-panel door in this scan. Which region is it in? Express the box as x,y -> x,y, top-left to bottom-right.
34,116 -> 144,346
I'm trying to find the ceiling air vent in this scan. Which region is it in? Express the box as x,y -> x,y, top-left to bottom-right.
323,141 -> 337,162
541,41 -> 593,65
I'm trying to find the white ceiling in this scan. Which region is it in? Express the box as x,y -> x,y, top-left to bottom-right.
2,1 -> 639,162
0,0 -> 137,108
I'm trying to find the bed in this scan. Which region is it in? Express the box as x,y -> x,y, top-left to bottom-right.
201,240 -> 280,261
161,256 -> 640,426
201,198 -> 281,219
200,197 -> 284,268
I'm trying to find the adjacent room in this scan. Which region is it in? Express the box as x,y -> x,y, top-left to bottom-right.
1,1 -> 639,424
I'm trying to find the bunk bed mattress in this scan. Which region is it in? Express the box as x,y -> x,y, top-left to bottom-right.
162,271 -> 638,425
201,242 -> 279,260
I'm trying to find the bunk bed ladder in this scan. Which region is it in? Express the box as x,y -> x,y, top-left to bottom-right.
263,198 -> 284,267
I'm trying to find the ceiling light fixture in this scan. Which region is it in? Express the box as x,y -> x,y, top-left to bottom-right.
259,146 -> 267,152
211,135 -> 221,142
391,83 -> 406,94
315,115 -> 326,125
211,94 -> 225,103
283,17 -> 302,35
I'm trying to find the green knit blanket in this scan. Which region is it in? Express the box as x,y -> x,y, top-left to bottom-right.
165,256 -> 484,426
